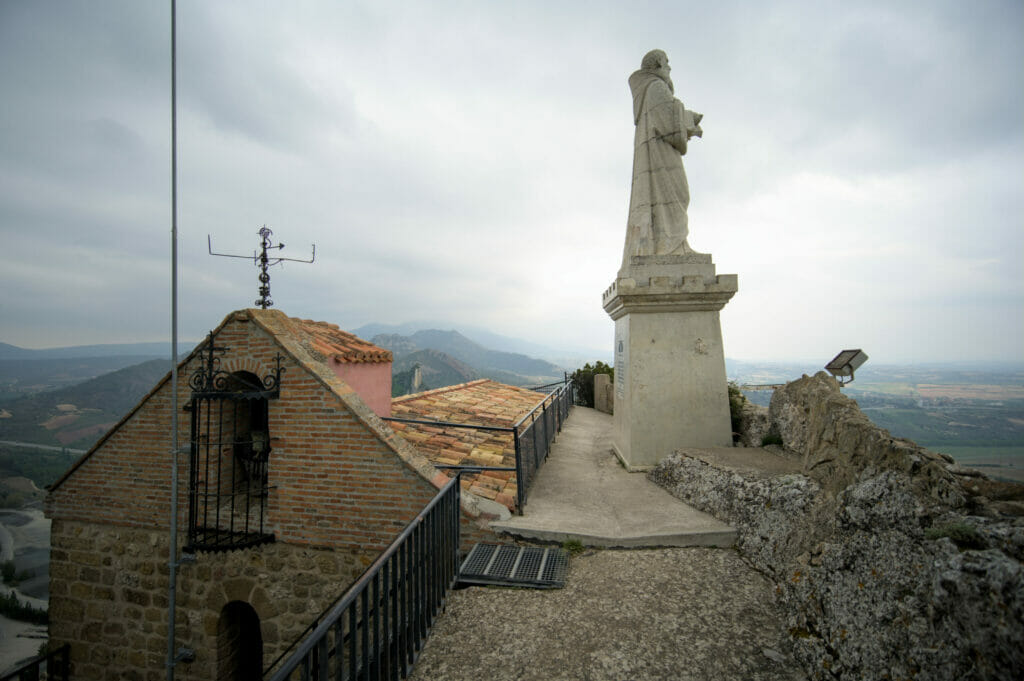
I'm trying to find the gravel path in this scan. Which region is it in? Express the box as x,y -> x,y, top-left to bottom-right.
409,547 -> 805,681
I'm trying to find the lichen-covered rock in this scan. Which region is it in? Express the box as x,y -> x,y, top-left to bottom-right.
650,452 -> 823,578
837,470 -> 924,532
769,372 -> 964,507
780,473 -> 1013,681
930,547 -> 1024,679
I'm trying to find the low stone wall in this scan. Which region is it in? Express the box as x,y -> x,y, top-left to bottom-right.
650,372 -> 1024,681
593,374 -> 613,415
49,520 -> 375,680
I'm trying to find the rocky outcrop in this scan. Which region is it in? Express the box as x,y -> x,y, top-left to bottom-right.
651,372 -> 1024,681
650,453 -> 825,575
769,372 -> 964,505
736,400 -> 770,447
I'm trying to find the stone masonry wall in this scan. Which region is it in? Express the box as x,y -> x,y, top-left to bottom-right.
50,519 -> 375,681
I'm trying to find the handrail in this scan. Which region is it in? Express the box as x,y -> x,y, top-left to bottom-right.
265,473 -> 461,680
382,416 -> 514,434
512,385 -> 564,430
0,643 -> 70,681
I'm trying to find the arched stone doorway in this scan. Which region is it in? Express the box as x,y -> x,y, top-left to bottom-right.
217,600 -> 263,681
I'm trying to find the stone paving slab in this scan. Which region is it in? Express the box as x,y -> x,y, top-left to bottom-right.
409,548 -> 805,681
675,445 -> 805,478
490,407 -> 735,548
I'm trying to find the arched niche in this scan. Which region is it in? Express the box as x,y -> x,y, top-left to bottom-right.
217,600 -> 263,681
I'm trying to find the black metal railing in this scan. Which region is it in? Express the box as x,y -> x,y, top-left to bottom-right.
264,473 -> 462,680
526,372 -> 571,394
510,380 -> 573,511
0,644 -> 70,681
383,379 -> 574,514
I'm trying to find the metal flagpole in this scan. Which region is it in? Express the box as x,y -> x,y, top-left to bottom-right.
167,0 -> 180,678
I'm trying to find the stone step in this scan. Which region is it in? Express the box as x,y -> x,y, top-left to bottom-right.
490,519 -> 736,550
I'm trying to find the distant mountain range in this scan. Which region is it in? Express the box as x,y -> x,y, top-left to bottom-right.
371,329 -> 566,394
354,322 -> 601,369
0,359 -> 168,449
391,349 -> 479,397
0,327 -> 569,448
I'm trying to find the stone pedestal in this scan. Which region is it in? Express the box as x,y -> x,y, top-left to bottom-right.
602,254 -> 738,470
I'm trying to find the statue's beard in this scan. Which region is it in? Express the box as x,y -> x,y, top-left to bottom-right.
653,70 -> 674,94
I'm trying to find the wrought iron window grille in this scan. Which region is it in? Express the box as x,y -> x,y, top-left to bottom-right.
186,333 -> 285,553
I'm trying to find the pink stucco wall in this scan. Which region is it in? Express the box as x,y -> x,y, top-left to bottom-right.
331,361 -> 392,417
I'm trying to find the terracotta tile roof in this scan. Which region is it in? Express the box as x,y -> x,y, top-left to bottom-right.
390,379 -> 552,511
285,316 -> 392,363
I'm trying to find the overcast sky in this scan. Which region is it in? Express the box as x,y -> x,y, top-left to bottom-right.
1,1 -> 1021,364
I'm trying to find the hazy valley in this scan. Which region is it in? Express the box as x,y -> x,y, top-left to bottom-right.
730,359 -> 1024,482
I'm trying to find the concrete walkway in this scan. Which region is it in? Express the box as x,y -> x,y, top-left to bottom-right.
490,407 -> 735,548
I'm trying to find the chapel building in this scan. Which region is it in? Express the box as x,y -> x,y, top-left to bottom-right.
44,308 -> 507,679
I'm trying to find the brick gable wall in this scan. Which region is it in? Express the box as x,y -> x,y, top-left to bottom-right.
46,313 -> 439,552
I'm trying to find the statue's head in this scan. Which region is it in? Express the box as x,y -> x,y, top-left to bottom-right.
641,49 -> 673,92
641,49 -> 668,72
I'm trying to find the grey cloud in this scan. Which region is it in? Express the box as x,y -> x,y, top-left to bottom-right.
1,1 -> 1021,362
176,5 -> 358,151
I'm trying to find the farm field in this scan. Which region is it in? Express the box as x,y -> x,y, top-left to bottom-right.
929,446 -> 1024,483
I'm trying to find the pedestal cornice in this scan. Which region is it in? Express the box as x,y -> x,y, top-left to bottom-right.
603,255 -> 738,321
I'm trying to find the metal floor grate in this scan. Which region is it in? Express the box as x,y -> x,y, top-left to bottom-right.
458,543 -> 569,589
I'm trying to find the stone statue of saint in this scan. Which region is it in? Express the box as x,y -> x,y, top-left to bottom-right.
620,49 -> 704,270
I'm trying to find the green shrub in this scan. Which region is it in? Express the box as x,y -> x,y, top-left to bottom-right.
925,521 -> 986,550
561,539 -> 586,556
571,362 -> 614,408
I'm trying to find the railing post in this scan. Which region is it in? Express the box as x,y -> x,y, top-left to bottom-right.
399,541 -> 408,674
540,403 -> 549,466
513,430 -> 525,514
349,600 -> 358,680
387,557 -> 397,681
453,469 -> 462,567
530,414 -> 540,481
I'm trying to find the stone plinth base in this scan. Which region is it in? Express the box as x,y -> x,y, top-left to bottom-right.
603,254 -> 738,470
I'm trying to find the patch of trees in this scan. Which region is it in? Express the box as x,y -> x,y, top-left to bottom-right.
0,590 -> 47,625
571,362 -> 614,408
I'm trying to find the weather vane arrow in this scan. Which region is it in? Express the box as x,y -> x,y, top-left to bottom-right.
208,225 -> 315,309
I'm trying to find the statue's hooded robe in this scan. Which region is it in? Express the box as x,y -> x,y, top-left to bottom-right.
621,69 -> 701,271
